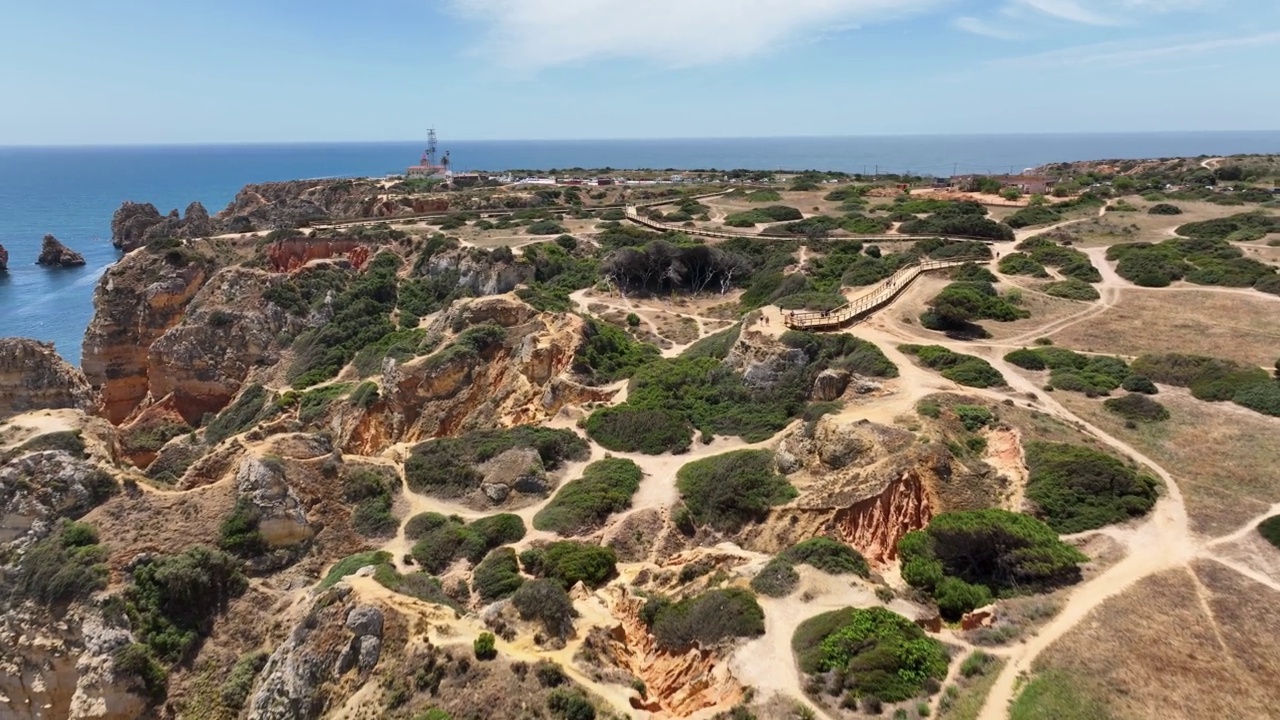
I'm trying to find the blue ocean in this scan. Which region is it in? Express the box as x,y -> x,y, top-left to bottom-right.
2,131 -> 1278,364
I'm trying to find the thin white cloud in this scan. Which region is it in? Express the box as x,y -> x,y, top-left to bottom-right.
988,31 -> 1280,69
448,0 -> 946,70
953,15 -> 1021,39
1013,0 -> 1117,25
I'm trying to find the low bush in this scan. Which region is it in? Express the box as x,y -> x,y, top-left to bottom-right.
405,426 -> 588,497
951,262 -> 997,283
745,189 -> 783,202
1121,375 -> 1158,394
533,458 -> 643,535
321,550 -> 393,589
793,606 -> 947,702
573,318 -> 660,383
204,384 -> 270,444
920,281 -> 1028,333
899,214 -> 1014,241
998,254 -> 1049,277
649,588 -> 765,651
1004,205 -> 1064,229
547,688 -> 596,720
218,499 -> 266,558
750,557 -> 799,597
1025,442 -> 1158,532
723,205 -> 804,226
511,578 -> 578,638
8,521 -> 109,606
473,632 -> 497,660
1043,278 -> 1101,301
1147,203 -> 1182,215
1103,393 -> 1170,422
411,514 -> 526,573
521,541 -> 617,589
1258,515 -> 1280,550
781,537 -> 869,576
372,564 -> 460,611
900,345 -> 1006,388
676,450 -> 797,533
899,510 -> 1085,621
219,650 -> 268,711
1131,353 -> 1277,414
126,546 -> 247,662
472,547 -> 524,602
527,220 -> 567,235
345,468 -> 397,537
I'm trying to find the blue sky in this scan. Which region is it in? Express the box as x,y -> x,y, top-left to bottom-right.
1,0 -> 1277,144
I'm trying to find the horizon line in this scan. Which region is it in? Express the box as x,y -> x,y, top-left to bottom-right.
3,129 -> 1280,151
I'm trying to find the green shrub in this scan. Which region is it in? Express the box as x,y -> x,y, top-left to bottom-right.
780,537 -> 869,576
1005,348 -> 1047,371
1044,279 -> 1100,301
899,214 -> 1014,241
933,577 -> 993,621
512,578 -> 578,638
218,499 -> 266,558
1147,203 -> 1182,215
1131,352 -> 1275,413
745,189 -> 783,202
750,557 -> 799,597
1025,442 -> 1158,532
953,405 -> 994,432
405,426 -> 588,497
676,450 -> 797,533
1258,515 -> 1280,550
126,546 -> 248,662
998,253 -> 1049,277
574,318 -> 660,383
411,514 -> 526,573
1232,381 -> 1280,417
204,384 -> 269,444
950,262 -> 997,283
533,458 -> 643,535
373,564 -> 460,611
1121,375 -> 1157,394
793,606 -> 947,702
320,550 -> 393,589
899,510 -> 1087,596
1005,205 -> 1064,229
649,588 -> 765,651
527,220 -> 568,235
900,345 -> 1006,388
8,521 -> 109,606
524,541 -> 617,589
547,688 -> 596,720
1009,670 -> 1112,720
219,650 -> 268,711
473,547 -> 524,602
473,632 -> 497,660
115,643 -> 168,702
1103,394 -> 1170,422
921,282 -> 1028,332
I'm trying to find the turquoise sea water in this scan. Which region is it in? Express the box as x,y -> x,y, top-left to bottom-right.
1,132 -> 1278,364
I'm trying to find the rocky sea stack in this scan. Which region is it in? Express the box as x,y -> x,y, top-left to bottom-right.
35,234 -> 86,267
0,242 -> 8,271
111,201 -> 214,252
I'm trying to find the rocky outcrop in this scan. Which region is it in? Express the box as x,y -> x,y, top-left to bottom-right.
725,323 -> 807,389
0,606 -> 149,720
811,368 -> 850,401
0,339 -> 97,419
0,450 -> 115,553
0,242 -> 8,271
268,237 -> 369,272
747,417 -> 997,566
36,234 -> 86,267
110,201 -> 217,251
235,455 -> 313,551
81,249 -> 210,424
595,587 -> 744,716
248,584 -> 396,720
146,267 -> 300,424
343,295 -> 616,454
421,249 -> 535,297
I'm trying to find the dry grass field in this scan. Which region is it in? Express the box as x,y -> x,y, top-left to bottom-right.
1047,288 -> 1280,368
1055,389 -> 1280,536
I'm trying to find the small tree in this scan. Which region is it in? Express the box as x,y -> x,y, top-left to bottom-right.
626,313 -> 641,328
473,632 -> 497,660
1000,187 -> 1021,201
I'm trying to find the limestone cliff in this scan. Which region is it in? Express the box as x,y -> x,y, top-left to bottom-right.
0,339 -> 97,419
146,267 -> 301,424
81,249 -> 210,424
343,295 -> 615,454
36,234 -> 86,267
110,201 -> 215,251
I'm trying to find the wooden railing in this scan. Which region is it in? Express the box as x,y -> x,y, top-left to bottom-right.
623,204 -> 997,244
782,256 -> 986,331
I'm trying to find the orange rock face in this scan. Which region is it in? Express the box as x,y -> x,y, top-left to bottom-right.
831,471 -> 934,565
267,238 -> 368,272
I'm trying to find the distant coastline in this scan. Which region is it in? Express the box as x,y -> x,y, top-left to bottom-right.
2,131 -> 1278,364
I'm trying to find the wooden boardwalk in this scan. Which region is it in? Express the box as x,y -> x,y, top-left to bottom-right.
780,257 -> 982,331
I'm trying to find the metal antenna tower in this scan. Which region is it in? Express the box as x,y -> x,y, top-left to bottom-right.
423,128 -> 438,167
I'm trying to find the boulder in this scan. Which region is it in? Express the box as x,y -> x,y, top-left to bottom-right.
344,605 -> 384,637
35,235 -> 86,267
914,614 -> 943,633
811,368 -> 850,401
0,242 -> 8,271
234,456 -> 313,551
961,604 -> 997,631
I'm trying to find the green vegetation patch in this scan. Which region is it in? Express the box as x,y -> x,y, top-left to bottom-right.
899,210 -> 1014,241
998,253 -> 1048,278
126,546 -> 248,662
1043,278 -> 1100,301
512,578 -> 578,639
473,547 -> 524,602
520,541 -> 617,589
573,318 -> 661,383
793,606 -> 948,704
410,514 -> 526,574
899,510 -> 1086,618
373,563 -> 460,611
1258,515 -> 1280,550
647,587 -> 765,651
745,189 -> 783,202
533,458 -> 644,535
1004,347 -> 1130,396
296,382 -> 354,424
1103,393 -> 1170,422
288,252 -> 400,388
723,205 -> 803,226
8,521 -> 108,606
900,345 -> 1005,388
1131,352 -> 1279,416
321,550 -> 393,590
344,467 -> 398,537
676,450 -> 797,533
1025,442 -> 1158,533
750,557 -> 799,597
780,537 -> 869,576
1176,211 -> 1279,241
1147,203 -> 1183,215
1010,670 -> 1113,720
1107,235 -> 1278,290
516,241 -> 599,313
1014,236 -> 1101,283
404,425 -> 588,497
921,281 -> 1028,333
203,384 -> 271,444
